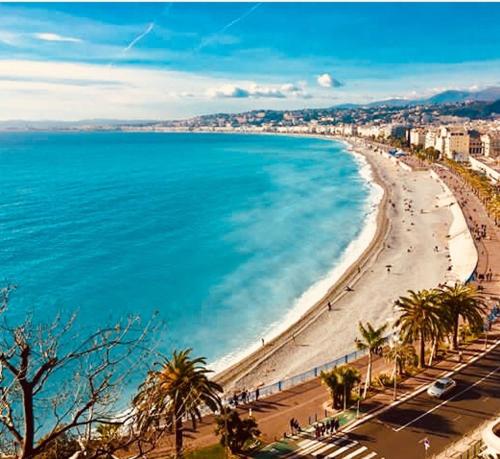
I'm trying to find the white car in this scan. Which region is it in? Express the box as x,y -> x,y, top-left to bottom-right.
427,377 -> 457,398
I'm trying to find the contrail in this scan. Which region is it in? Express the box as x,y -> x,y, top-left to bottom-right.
197,2 -> 262,51
123,22 -> 154,53
219,2 -> 261,34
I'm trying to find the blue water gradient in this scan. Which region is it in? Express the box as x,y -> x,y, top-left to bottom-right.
0,132 -> 370,366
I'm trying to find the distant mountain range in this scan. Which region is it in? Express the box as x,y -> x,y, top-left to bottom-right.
0,118 -> 158,130
0,86 -> 498,130
349,86 -> 500,108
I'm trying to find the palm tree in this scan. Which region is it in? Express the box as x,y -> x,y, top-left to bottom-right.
382,342 -> 417,377
355,321 -> 388,398
437,282 -> 486,350
134,349 -> 222,459
321,368 -> 342,409
215,408 -> 260,455
320,365 -> 360,410
336,365 -> 361,409
395,289 -> 442,368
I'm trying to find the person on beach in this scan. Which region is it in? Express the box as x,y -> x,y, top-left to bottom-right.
255,387 -> 260,401
328,301 -> 332,312
261,338 -> 265,346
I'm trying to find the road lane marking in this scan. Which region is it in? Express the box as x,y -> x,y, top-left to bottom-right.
342,446 -> 368,458
298,439 -> 316,448
393,365 -> 499,432
344,339 -> 500,434
288,437 -> 347,458
311,438 -> 348,456
325,441 -> 358,457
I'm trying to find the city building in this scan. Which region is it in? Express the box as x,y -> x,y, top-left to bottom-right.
481,133 -> 500,159
443,127 -> 470,161
409,128 -> 426,147
469,132 -> 483,156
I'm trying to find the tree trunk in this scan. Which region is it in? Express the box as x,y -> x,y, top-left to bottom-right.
419,331 -> 425,368
452,317 -> 459,350
174,415 -> 184,459
363,352 -> 372,399
428,339 -> 437,367
20,383 -> 35,459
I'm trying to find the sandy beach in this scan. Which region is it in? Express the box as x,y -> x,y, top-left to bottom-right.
216,137 -> 476,393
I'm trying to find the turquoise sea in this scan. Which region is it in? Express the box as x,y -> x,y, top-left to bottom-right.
0,132 -> 376,370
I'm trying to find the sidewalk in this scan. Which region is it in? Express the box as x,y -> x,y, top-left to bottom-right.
256,324 -> 499,458
144,320 -> 499,459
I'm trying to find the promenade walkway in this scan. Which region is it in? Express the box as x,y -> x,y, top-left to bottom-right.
142,156 -> 500,458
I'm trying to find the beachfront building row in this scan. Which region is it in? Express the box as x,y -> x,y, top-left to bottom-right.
351,121 -> 500,182
409,127 -> 500,160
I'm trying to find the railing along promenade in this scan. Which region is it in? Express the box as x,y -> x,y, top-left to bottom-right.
232,347 -> 369,404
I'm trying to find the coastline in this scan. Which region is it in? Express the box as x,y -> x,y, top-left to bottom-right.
210,134 -> 385,374
215,135 -> 458,393
214,135 -> 391,389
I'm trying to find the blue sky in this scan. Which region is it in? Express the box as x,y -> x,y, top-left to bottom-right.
0,2 -> 499,120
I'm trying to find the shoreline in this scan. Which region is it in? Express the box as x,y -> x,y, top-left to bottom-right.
209,134 -> 385,375
214,135 -> 392,389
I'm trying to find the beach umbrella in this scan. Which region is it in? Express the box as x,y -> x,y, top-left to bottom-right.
385,264 -> 393,268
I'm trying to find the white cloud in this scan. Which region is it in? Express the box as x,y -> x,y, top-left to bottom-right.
33,33 -> 82,43
317,73 -> 343,88
206,82 -> 312,99
0,60 -> 325,120
0,30 -> 20,46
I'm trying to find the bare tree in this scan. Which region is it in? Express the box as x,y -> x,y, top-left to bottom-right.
0,291 -> 163,459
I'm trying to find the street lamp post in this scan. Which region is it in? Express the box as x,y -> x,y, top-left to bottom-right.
393,355 -> 398,401
356,384 -> 362,418
387,309 -> 401,401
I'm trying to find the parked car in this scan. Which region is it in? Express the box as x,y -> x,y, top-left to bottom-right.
427,377 -> 456,398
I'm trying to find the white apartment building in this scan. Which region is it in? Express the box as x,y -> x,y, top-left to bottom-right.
357,125 -> 381,138
378,124 -> 406,139
424,130 -> 439,151
409,128 -> 426,147
342,124 -> 357,136
481,133 -> 500,159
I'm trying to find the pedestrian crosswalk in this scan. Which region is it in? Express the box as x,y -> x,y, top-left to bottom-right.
287,435 -> 382,459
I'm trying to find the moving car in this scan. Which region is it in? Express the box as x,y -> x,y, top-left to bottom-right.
427,377 -> 456,398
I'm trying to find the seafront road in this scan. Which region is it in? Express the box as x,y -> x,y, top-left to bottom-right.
143,327 -> 499,459
338,343 -> 500,459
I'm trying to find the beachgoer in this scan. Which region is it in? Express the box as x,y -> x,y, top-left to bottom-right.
328,301 -> 332,312
261,338 -> 265,346
255,388 -> 260,401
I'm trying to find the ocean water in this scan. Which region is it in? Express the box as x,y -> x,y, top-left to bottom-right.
0,132 -> 377,371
